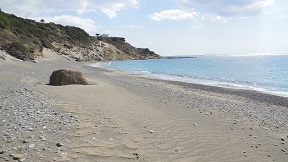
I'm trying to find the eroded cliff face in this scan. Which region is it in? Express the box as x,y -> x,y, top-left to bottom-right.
54,38 -> 161,61
0,11 -> 161,62
53,40 -> 146,61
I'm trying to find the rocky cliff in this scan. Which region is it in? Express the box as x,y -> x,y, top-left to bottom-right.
0,11 -> 161,61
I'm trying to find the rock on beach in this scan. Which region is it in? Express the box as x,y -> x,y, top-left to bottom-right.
49,69 -> 88,86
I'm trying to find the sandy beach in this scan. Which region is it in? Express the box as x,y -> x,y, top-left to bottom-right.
1,51 -> 288,161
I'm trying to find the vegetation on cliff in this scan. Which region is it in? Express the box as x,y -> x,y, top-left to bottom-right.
100,37 -> 160,60
0,11 -> 161,61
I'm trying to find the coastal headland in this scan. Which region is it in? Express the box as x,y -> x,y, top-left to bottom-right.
1,50 -> 288,162
0,11 -> 161,62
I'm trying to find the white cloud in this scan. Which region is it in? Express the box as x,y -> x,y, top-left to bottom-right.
150,0 -> 275,23
150,9 -> 198,21
149,9 -> 231,25
0,0 -> 139,18
176,0 -> 275,17
98,1 -> 139,18
207,14 -> 232,24
75,0 -> 139,18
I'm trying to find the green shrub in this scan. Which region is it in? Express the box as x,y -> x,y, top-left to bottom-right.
40,38 -> 52,48
33,40 -> 40,45
65,26 -> 90,45
0,22 -> 6,29
7,42 -> 30,60
11,42 -> 29,54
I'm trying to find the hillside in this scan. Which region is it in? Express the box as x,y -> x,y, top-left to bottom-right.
0,11 -> 161,61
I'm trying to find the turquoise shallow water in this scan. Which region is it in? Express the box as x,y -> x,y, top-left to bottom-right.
92,55 -> 288,97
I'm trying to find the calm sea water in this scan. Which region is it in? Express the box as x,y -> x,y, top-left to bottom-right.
92,55 -> 288,97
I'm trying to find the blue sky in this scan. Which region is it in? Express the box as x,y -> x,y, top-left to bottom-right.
0,0 -> 287,56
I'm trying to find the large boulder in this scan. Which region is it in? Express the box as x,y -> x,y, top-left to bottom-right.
49,69 -> 88,86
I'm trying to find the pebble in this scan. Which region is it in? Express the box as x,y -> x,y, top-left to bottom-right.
18,158 -> 25,162
28,128 -> 34,131
55,149 -> 61,154
150,130 -> 154,133
281,137 -> 285,141
194,123 -> 198,126
40,138 -> 47,141
23,139 -> 30,143
28,144 -> 35,149
12,154 -> 24,160
39,136 -> 47,141
56,142 -> 64,147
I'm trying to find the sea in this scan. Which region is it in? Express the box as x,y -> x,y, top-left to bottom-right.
91,54 -> 288,97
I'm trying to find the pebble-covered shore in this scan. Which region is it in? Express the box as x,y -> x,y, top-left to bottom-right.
0,72 -> 79,161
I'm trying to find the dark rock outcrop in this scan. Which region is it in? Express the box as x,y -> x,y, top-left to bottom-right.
49,69 -> 88,86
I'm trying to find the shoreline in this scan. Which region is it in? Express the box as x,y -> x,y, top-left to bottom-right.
1,58 -> 288,161
88,63 -> 288,107
155,78 -> 288,107
87,65 -> 288,130
91,58 -> 288,99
